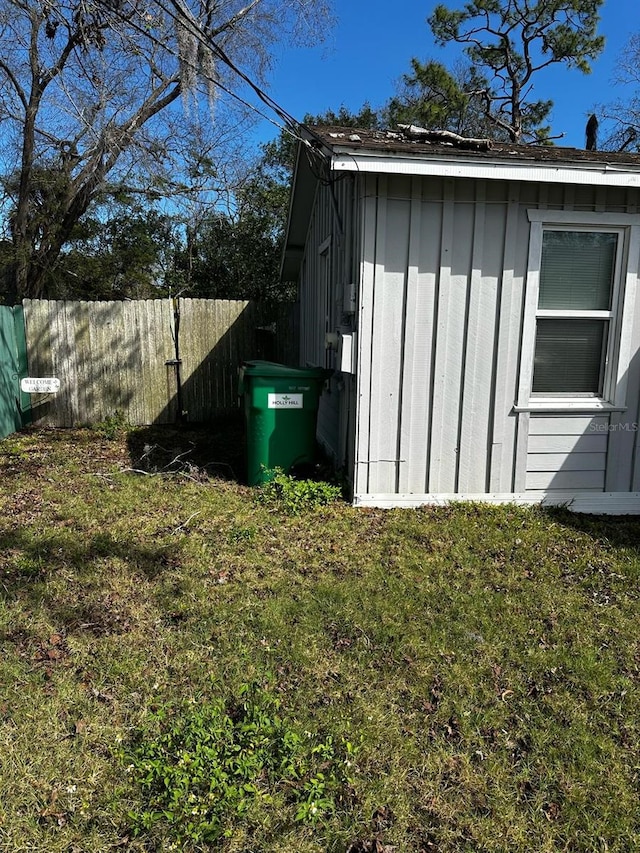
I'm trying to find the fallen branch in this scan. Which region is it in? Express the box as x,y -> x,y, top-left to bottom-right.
397,124 -> 492,151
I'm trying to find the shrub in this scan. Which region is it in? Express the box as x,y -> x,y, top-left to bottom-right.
257,468 -> 342,514
92,410 -> 129,440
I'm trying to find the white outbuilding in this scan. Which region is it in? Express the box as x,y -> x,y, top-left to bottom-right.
282,125 -> 640,513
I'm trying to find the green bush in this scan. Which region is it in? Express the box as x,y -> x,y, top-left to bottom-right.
92,410 -> 129,439
257,468 -> 342,514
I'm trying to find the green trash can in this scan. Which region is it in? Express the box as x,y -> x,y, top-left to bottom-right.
239,360 -> 333,485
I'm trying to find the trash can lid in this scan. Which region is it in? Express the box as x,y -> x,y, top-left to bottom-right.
241,360 -> 332,380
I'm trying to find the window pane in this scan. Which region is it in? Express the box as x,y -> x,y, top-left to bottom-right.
538,231 -> 616,310
532,319 -> 606,394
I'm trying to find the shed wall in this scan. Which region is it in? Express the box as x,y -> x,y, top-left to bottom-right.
353,174 -> 640,506
298,175 -> 359,471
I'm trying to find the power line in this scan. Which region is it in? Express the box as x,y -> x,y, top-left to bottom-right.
146,0 -> 342,180
158,0 -> 301,133
93,0 -> 306,147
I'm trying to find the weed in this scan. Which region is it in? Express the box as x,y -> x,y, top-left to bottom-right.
92,410 -> 129,440
227,524 -> 256,544
123,684 -> 358,847
257,468 -> 342,514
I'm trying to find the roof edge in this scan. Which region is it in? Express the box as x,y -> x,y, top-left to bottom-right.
330,150 -> 640,187
313,125 -> 640,187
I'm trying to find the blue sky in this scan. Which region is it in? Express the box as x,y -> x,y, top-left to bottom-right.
253,0 -> 638,150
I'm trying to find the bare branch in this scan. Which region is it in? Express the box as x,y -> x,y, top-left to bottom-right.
0,58 -> 28,110
209,0 -> 263,38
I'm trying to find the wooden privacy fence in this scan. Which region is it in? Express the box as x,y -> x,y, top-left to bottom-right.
23,298 -> 299,427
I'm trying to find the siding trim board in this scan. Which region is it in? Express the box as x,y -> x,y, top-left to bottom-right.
400,178 -> 436,494
397,178 -> 420,492
353,175 -> 378,496
331,153 -> 640,189
429,178 -> 457,493
353,492 -> 640,514
489,182 -> 522,494
459,180 -> 504,493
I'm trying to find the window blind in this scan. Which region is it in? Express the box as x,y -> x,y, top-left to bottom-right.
538,231 -> 616,311
533,319 -> 606,394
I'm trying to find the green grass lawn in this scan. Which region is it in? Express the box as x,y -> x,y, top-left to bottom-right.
1,422 -> 639,852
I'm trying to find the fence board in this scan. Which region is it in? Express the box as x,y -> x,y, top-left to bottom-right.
22,298 -> 299,427
179,297 -> 251,419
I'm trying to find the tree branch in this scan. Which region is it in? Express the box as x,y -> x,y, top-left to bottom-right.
0,58 -> 28,111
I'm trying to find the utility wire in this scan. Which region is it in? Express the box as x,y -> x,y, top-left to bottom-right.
157,0 -> 301,133
93,0 -> 307,147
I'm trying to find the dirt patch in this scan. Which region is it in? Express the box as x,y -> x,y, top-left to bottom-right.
126,413 -> 245,481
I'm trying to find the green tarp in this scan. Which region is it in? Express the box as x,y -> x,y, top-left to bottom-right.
0,306 -> 30,439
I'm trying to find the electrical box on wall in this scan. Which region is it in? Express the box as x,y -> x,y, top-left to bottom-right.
325,331 -> 339,351
343,282 -> 356,314
338,330 -> 357,374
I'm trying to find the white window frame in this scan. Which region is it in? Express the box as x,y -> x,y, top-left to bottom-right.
516,210 -> 640,413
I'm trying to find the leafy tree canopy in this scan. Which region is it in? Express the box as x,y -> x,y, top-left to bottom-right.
0,0 -> 332,302
385,60 -> 500,139
42,205 -> 180,300
180,103 -> 381,303
391,0 -> 605,143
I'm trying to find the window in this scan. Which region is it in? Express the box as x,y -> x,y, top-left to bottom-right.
532,229 -> 620,397
517,210 -> 640,413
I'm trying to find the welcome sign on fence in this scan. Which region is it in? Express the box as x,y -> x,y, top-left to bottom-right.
268,393 -> 303,409
20,377 -> 60,394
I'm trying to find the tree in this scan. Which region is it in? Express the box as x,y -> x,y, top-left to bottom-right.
596,33 -> 640,152
385,60 -> 500,139
0,0 -> 331,302
391,0 -> 605,143
184,211 -> 289,302
42,204 -> 180,300
181,104 -> 381,302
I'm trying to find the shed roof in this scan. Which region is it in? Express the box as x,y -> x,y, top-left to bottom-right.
281,124 -> 640,281
307,124 -> 640,182
306,124 -> 640,167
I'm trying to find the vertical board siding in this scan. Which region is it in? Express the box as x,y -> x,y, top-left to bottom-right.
489,182 -> 524,492
369,179 -> 410,492
457,181 -> 503,493
298,175 -> 355,461
355,176 -> 640,500
22,298 -> 297,427
398,178 -> 437,494
607,224 -> 640,491
354,175 -> 379,496
325,176 -> 354,456
631,233 -> 640,491
428,179 -> 458,493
